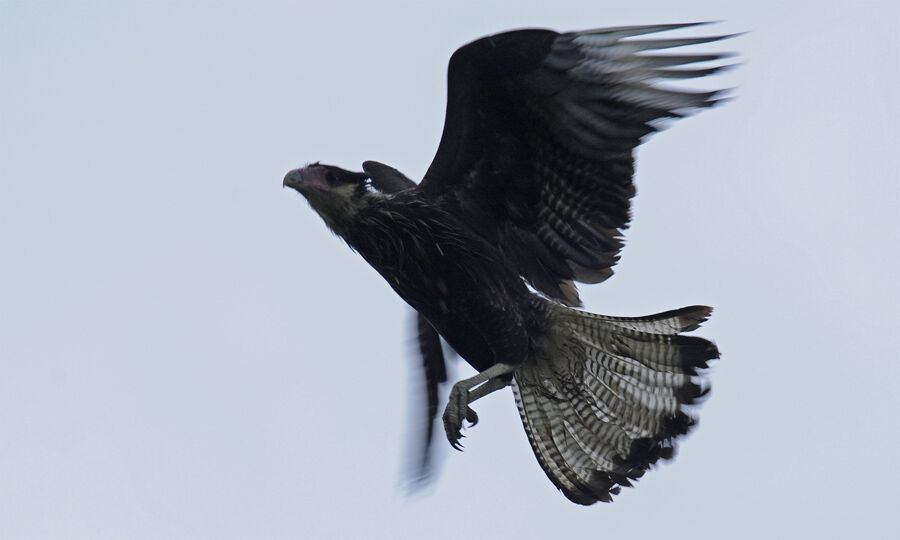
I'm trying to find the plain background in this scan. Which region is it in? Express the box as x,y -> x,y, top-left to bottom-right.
2,1 -> 898,539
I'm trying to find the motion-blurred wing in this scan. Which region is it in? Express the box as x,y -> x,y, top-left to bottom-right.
419,23 -> 735,305
406,313 -> 448,485
362,160 -> 450,485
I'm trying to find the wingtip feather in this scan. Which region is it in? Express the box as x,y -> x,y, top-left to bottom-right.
577,21 -> 718,38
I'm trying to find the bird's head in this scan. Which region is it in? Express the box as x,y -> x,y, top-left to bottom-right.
284,163 -> 371,233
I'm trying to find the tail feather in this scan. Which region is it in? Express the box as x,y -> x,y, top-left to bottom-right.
592,347 -> 692,397
513,381 -> 623,504
513,381 -> 587,500
563,304 -> 713,335
513,304 -> 719,505
581,359 -> 666,438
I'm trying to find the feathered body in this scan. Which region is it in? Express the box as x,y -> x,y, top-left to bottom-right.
337,191 -> 538,373
285,23 -> 734,504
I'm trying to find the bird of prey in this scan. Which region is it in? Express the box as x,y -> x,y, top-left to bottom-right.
284,23 -> 733,505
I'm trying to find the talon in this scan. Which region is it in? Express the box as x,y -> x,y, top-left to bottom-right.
440,366 -> 513,451
466,407 -> 479,426
443,403 -> 464,450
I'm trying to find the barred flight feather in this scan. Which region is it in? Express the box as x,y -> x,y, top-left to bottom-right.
512,303 -> 719,504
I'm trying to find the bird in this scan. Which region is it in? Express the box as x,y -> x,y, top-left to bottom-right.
284,22 -> 734,505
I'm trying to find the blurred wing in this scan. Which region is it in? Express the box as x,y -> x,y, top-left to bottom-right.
419,23 -> 735,305
406,313 -> 448,485
362,161 -> 451,486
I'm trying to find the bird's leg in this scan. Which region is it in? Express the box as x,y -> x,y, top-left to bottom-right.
443,363 -> 516,450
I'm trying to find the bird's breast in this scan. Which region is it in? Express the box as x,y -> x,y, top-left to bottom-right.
347,204 -> 537,370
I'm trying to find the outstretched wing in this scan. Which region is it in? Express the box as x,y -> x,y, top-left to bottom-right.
419,23 -> 735,305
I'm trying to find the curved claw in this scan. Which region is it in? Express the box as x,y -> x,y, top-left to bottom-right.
451,435 -> 465,452
443,382 -> 478,450
466,406 -> 478,426
439,364 -> 515,452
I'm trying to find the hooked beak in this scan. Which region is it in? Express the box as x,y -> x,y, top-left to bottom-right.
283,169 -> 304,191
283,166 -> 330,196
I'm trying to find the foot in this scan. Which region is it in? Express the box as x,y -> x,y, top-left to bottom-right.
442,381 -> 479,450
439,363 -> 517,451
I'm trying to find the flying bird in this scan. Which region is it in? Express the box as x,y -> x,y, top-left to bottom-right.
284,23 -> 733,504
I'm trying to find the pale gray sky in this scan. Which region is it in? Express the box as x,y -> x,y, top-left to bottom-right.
2,1 -> 898,539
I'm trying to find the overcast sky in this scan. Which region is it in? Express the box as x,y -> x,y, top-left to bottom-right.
2,1 -> 898,539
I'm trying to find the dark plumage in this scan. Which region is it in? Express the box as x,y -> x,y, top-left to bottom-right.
284,23 -> 733,504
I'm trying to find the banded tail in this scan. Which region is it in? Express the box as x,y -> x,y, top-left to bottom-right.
513,304 -> 719,504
